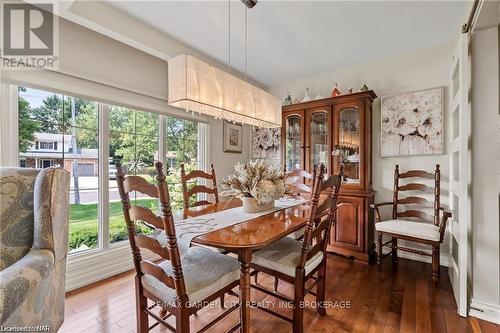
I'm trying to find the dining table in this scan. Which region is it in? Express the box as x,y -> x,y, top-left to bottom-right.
170,197 -> 311,333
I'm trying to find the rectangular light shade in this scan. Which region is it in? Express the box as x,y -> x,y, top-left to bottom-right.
168,54 -> 282,128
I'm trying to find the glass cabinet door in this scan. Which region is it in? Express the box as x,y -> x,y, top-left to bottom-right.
285,114 -> 303,171
307,110 -> 329,173
335,107 -> 360,184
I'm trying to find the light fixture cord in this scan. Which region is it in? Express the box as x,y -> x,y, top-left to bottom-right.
245,5 -> 248,82
228,0 -> 231,72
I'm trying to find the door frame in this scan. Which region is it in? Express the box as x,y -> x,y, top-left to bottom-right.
448,32 -> 471,317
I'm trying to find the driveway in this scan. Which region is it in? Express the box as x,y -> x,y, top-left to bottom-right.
69,176 -> 149,204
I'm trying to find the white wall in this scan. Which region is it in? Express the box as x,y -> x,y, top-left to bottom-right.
56,17 -> 168,101
469,25 -> 500,323
208,119 -> 251,180
269,42 -> 455,263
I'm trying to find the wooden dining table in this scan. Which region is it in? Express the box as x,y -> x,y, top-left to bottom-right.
172,198 -> 310,333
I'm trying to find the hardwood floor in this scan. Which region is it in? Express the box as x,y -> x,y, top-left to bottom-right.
60,255 -> 499,333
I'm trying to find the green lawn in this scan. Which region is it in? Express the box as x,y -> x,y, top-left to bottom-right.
68,181 -> 191,252
68,199 -> 158,251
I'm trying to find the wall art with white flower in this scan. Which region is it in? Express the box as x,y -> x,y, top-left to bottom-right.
381,87 -> 443,157
251,127 -> 281,159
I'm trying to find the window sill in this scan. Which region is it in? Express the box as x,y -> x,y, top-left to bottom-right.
66,242 -> 159,292
67,241 -> 128,262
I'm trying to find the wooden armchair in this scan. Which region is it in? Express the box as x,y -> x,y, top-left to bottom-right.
180,163 -> 219,209
250,164 -> 342,333
371,164 -> 452,284
117,162 -> 240,332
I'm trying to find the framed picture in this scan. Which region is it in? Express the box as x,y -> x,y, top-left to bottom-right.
223,121 -> 243,153
381,87 -> 443,157
251,127 -> 281,159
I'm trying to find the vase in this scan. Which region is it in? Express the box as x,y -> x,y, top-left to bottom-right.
241,196 -> 275,213
301,88 -> 312,102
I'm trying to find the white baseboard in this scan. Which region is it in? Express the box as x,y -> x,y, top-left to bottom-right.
65,243 -> 159,292
382,247 -> 451,267
470,298 -> 500,324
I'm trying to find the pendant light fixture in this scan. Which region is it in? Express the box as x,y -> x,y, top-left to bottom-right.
167,0 -> 281,128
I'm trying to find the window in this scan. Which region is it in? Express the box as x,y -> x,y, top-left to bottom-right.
39,141 -> 54,149
164,117 -> 203,210
18,87 -> 100,253
108,106 -> 159,244
165,117 -> 199,169
16,86 -> 207,254
38,159 -> 54,168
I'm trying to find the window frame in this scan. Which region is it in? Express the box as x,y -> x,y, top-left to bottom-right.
9,83 -> 209,259
38,141 -> 55,150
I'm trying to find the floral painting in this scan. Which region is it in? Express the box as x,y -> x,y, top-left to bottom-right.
252,127 -> 281,159
381,88 -> 443,157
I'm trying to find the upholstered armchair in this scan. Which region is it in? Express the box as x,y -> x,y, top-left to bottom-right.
0,167 -> 70,332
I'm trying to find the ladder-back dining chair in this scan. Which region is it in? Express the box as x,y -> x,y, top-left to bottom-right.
371,164 -> 452,285
250,164 -> 343,333
255,167 -> 317,292
285,168 -> 316,197
117,162 -> 241,332
180,163 -> 219,210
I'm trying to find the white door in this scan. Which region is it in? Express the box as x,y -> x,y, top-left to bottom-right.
448,33 -> 471,317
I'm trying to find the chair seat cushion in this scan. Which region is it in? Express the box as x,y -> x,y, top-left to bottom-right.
252,237 -> 323,277
375,219 -> 440,241
141,246 -> 240,306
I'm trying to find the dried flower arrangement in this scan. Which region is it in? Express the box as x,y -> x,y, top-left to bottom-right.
220,160 -> 293,205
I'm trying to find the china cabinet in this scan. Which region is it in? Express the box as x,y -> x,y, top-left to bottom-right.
282,91 -> 377,263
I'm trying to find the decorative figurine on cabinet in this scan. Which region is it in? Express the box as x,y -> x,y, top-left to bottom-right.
331,83 -> 342,97
315,91 -> 325,100
301,88 -> 312,102
348,87 -> 354,94
360,83 -> 369,92
283,92 -> 292,106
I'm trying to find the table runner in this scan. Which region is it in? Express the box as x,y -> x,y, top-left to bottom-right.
154,197 -> 306,256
